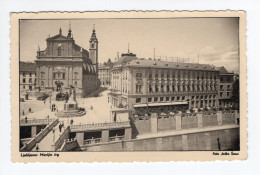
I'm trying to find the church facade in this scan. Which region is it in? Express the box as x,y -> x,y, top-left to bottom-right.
35,26 -> 99,98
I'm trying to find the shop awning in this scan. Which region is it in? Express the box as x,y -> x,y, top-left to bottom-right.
148,101 -> 188,107
133,104 -> 149,108
133,101 -> 188,108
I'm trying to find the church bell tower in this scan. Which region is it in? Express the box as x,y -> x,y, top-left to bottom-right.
89,24 -> 98,75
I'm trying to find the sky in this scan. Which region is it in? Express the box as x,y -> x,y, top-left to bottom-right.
20,18 -> 239,73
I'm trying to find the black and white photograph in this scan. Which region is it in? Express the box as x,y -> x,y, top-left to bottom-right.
10,11 -> 247,162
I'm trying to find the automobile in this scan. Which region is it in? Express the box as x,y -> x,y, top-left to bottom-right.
56,93 -> 66,101
37,94 -> 49,101
79,107 -> 85,111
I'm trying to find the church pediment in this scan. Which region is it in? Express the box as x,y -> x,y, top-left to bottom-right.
48,34 -> 71,41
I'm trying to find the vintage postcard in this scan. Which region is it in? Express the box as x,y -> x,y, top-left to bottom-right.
11,11 -> 247,162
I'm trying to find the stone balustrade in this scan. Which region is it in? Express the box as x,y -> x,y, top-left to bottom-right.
20,118 -> 55,126
84,138 -> 102,145
132,110 -> 239,136
58,138 -> 78,151
70,121 -> 131,132
53,126 -> 70,151
109,136 -> 124,142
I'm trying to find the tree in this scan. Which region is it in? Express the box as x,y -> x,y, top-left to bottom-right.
231,78 -> 239,111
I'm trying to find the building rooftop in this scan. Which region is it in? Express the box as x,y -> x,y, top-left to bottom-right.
19,61 -> 36,72
124,59 -> 218,71
216,66 -> 234,75
98,63 -> 111,69
113,52 -> 138,68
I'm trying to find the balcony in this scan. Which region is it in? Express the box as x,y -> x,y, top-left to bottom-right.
84,138 -> 102,145
109,135 -> 124,142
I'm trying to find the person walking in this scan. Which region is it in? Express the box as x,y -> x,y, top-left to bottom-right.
59,123 -> 62,132
36,143 -> 39,151
70,119 -> 74,125
25,116 -> 28,123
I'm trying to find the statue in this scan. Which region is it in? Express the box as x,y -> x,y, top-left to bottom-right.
68,87 -> 76,102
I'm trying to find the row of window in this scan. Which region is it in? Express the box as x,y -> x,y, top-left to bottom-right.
40,81 -> 78,87
220,85 -> 232,90
134,84 -> 217,93
220,92 -> 231,97
40,72 -> 80,80
22,85 -> 33,90
22,73 -> 35,77
220,76 -> 233,82
22,78 -> 36,84
136,95 -> 217,103
135,71 -> 218,80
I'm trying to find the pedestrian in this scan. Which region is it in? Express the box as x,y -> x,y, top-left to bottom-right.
29,107 -> 31,113
25,116 -> 28,123
70,119 -> 74,125
44,100 -> 46,104
217,138 -> 221,151
22,110 -> 25,116
36,143 -> 39,151
47,115 -> 49,124
59,123 -> 62,132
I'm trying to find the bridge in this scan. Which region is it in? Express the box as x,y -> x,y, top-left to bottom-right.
19,110 -> 240,151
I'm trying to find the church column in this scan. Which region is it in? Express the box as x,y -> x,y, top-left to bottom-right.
79,67 -> 82,88
49,66 -> 53,88
47,66 -> 49,87
66,66 -> 69,87
71,66 -> 74,87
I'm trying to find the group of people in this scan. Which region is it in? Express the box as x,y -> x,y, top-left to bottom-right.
51,104 -> 57,112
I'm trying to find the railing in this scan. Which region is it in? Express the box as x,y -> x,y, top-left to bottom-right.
21,118 -> 59,151
109,136 -> 124,142
58,138 -> 78,151
20,118 -> 55,126
54,126 -> 70,151
84,138 -> 102,145
70,121 -> 131,132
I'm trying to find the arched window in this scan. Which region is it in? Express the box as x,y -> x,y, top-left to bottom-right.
57,44 -> 62,56
41,81 -> 44,87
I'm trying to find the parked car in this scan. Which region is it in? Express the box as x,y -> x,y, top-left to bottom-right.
79,107 -> 85,111
56,93 -> 66,101
37,94 -> 49,101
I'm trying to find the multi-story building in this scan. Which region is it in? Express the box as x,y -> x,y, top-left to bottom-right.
19,61 -> 37,93
216,66 -> 234,107
35,26 -> 99,97
109,53 -> 220,112
98,63 -> 112,87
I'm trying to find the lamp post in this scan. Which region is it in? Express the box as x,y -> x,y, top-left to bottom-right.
49,91 -> 52,110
